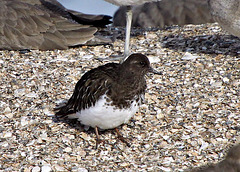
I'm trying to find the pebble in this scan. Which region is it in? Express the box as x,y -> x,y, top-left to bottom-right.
181,52 -> 199,60
32,166 -> 41,172
222,77 -> 229,83
159,167 -> 172,172
82,55 -> 93,59
148,55 -> 161,63
54,164 -> 65,171
3,132 -> 12,138
40,132 -> 48,141
4,107 -> 11,114
77,168 -> 88,172
21,117 -> 29,126
25,92 -> 38,98
41,166 -> 52,172
43,108 -> 55,117
64,147 -> 72,153
162,157 -> 174,165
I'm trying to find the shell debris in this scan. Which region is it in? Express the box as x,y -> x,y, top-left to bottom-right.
0,23 -> 239,171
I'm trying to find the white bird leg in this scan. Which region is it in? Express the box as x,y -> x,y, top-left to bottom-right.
124,6 -> 133,60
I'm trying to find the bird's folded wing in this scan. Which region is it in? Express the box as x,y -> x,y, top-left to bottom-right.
55,63 -> 119,117
0,0 -> 111,50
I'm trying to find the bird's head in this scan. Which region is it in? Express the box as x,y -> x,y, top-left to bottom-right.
121,53 -> 161,76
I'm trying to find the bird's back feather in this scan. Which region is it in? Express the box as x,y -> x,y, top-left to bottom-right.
55,63 -> 119,117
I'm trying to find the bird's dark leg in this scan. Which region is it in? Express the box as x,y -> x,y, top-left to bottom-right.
95,126 -> 104,149
115,128 -> 130,147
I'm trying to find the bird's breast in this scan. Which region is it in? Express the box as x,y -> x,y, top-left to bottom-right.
72,94 -> 141,129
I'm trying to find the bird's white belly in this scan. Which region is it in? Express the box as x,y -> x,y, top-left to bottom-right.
104,0 -> 160,6
68,95 -> 140,129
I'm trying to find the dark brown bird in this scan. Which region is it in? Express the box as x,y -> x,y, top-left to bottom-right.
55,53 -> 161,148
0,0 -> 112,50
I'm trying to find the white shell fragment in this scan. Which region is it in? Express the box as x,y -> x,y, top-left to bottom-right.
182,52 -> 199,60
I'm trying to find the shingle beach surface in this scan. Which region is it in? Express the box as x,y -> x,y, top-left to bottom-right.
0,23 -> 239,171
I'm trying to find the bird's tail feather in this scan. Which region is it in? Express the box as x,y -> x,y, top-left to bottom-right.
54,101 -> 74,118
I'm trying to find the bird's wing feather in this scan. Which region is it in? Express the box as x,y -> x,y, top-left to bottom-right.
55,63 -> 119,117
0,0 -> 111,50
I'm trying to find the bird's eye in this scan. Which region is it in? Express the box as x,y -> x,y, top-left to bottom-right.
139,61 -> 146,67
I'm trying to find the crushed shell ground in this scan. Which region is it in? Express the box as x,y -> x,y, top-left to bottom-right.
0,23 -> 240,171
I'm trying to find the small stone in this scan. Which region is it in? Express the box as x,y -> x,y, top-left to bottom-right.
3,132 -> 12,138
211,81 -> 222,87
25,92 -> 38,98
148,56 -> 160,63
144,144 -> 150,149
32,166 -> 41,172
5,112 -> 13,118
54,164 -> 65,171
63,147 -> 72,153
182,135 -> 190,140
4,107 -> 11,114
146,33 -> 158,39
77,168 -> 88,172
159,167 -> 172,172
40,132 -> 48,141
162,157 -> 174,165
182,52 -> 198,60
77,150 -> 87,157
200,141 -> 209,151
169,78 -> 175,83
80,133 -> 91,141
222,77 -> 229,83
41,166 -> 51,172
159,141 -> 168,148
21,152 -> 26,157
21,117 -> 29,126
37,137 -> 43,144
157,111 -> 164,119
162,136 -> 170,140
82,55 -> 93,59
43,108 -> 55,117
2,142 -> 9,147
120,162 -> 130,167
14,88 -> 26,97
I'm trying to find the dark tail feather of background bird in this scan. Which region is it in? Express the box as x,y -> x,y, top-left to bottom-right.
40,0 -> 112,28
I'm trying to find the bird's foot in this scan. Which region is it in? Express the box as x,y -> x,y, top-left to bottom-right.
95,126 -> 105,149
95,138 -> 106,149
115,128 -> 130,147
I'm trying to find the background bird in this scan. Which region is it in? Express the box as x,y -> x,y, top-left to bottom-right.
208,0 -> 240,38
55,53 -> 161,148
190,143 -> 240,172
104,0 -> 161,59
0,0 -> 112,50
113,0 -> 213,28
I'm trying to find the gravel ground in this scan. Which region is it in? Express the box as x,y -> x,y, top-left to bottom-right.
0,23 -> 240,172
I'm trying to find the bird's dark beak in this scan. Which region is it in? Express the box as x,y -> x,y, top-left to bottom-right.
149,67 -> 162,75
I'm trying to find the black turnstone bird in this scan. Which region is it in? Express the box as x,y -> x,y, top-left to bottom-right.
104,0 -> 161,58
0,0 -> 111,50
55,53 -> 161,148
